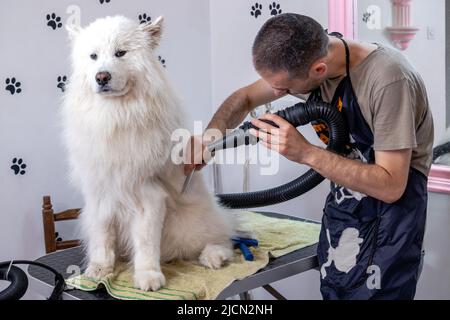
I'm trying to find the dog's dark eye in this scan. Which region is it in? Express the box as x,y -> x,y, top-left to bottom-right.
90,53 -> 98,60
115,50 -> 127,58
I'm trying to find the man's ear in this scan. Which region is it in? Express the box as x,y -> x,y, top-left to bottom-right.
140,16 -> 164,48
66,23 -> 82,41
311,62 -> 327,78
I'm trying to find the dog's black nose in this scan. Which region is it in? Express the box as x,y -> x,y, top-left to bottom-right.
96,72 -> 111,86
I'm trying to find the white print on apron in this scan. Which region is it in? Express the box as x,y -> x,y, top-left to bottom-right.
321,228 -> 364,279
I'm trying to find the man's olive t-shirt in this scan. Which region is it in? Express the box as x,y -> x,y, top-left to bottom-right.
319,44 -> 434,176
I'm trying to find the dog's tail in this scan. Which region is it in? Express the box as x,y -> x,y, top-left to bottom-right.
215,201 -> 255,240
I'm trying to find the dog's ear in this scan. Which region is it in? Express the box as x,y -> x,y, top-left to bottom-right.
66,23 -> 82,41
140,16 -> 164,48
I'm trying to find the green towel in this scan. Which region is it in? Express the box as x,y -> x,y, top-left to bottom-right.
66,211 -> 321,300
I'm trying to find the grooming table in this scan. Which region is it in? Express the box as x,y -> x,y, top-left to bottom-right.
28,212 -> 320,300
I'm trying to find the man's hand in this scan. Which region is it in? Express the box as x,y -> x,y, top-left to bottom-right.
249,113 -> 313,164
183,136 -> 207,175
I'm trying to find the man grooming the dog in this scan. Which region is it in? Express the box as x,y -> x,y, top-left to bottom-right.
185,13 -> 434,300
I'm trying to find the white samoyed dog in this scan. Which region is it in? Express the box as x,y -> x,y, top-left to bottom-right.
61,16 -> 236,291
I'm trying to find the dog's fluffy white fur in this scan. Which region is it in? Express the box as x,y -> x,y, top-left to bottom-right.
61,16 -> 235,291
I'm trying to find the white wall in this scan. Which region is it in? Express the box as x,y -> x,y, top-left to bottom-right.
418,192 -> 450,300
447,2 -> 450,128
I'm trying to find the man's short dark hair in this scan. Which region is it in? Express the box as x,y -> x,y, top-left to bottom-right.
252,13 -> 329,78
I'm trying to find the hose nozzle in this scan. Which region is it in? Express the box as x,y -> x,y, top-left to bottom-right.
206,103 -> 305,153
207,124 -> 259,153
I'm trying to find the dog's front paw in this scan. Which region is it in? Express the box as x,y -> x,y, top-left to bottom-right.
134,270 -> 166,291
84,263 -> 114,279
199,244 -> 233,269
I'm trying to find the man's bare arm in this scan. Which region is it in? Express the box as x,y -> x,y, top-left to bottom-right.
184,79 -> 279,174
206,79 -> 279,134
251,113 -> 412,203
305,148 -> 412,204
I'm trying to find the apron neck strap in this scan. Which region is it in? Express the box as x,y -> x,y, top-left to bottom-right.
339,38 -> 351,76
327,32 -> 351,76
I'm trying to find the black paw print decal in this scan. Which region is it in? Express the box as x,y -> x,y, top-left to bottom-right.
5,78 -> 22,95
269,2 -> 282,16
251,3 -> 263,19
57,76 -> 67,92
99,0 -> 111,4
362,12 -> 372,23
138,13 -> 151,24
11,158 -> 27,175
46,13 -> 63,30
158,55 -> 166,68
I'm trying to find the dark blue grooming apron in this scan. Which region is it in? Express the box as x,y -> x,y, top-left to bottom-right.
309,37 -> 428,300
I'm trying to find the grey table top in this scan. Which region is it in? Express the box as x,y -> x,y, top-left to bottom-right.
28,211 -> 320,300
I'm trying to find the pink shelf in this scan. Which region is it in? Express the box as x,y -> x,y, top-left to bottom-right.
386,26 -> 419,50
387,0 -> 419,50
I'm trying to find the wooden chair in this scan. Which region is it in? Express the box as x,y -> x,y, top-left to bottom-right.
42,196 -> 82,254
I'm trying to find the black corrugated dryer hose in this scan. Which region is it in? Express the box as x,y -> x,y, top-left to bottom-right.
214,100 -> 349,209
